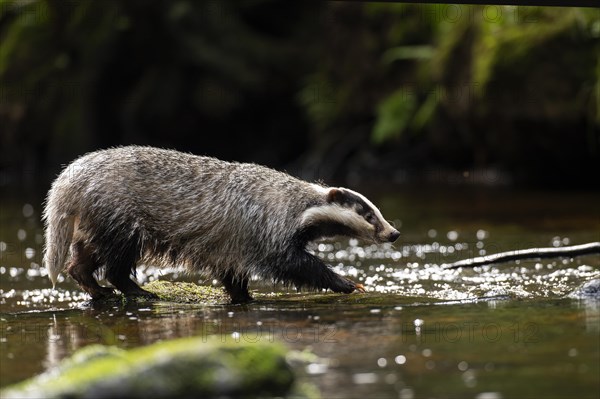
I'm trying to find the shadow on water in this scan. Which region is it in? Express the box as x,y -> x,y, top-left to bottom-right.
1,188 -> 599,398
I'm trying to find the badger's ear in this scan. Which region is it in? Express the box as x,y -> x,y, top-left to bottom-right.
326,188 -> 343,203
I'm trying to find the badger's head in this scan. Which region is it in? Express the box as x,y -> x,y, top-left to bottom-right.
300,186 -> 400,244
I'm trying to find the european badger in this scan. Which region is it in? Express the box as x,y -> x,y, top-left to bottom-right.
43,146 -> 400,303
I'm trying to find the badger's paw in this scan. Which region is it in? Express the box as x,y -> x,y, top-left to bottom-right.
330,277 -> 365,294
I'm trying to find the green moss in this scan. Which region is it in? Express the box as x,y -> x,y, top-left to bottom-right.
143,281 -> 229,304
69,280 -> 428,307
1,337 -> 299,399
140,281 -> 434,307
55,345 -> 126,373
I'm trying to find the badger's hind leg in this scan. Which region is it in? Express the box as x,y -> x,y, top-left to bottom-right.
106,266 -> 156,299
67,240 -> 114,300
104,240 -> 157,299
221,271 -> 253,304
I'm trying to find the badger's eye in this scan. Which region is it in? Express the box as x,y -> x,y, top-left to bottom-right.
365,212 -> 376,224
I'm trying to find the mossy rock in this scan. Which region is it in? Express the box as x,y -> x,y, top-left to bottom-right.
141,281 -> 433,306
1,337 -> 302,399
143,280 -> 229,303
77,280 -> 425,307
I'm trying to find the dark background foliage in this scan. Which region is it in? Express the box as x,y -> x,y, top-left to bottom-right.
1,1 -> 598,190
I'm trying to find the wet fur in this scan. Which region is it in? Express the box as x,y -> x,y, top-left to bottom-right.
43,146 -> 398,303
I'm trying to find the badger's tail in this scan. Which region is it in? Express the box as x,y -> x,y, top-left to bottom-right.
43,205 -> 75,288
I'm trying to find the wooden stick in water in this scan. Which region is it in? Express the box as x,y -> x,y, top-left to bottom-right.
444,242 -> 600,269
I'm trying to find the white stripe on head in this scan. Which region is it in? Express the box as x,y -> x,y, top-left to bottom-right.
339,188 -> 389,227
300,204 -> 372,234
308,184 -> 395,234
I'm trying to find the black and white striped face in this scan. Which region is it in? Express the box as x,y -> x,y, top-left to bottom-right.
301,186 -> 400,244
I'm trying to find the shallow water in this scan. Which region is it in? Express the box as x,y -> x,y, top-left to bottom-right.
1,188 -> 599,398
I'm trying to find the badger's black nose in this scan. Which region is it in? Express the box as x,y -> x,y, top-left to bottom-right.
388,230 -> 401,242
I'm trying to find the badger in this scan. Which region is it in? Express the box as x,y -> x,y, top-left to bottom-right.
43,146 -> 400,303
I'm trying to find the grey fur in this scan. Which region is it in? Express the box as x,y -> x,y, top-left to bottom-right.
43,146 -> 399,302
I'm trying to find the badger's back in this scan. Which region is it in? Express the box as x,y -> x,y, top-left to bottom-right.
44,146 -> 323,281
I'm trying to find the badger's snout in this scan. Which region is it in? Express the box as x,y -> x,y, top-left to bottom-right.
388,230 -> 401,242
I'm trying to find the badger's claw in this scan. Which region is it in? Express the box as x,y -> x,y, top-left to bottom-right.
329,276 -> 366,294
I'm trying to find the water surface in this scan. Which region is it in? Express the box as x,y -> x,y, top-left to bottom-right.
1,188 -> 599,398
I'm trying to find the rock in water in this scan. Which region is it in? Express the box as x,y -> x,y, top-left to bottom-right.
1,338 -> 297,399
568,279 -> 600,299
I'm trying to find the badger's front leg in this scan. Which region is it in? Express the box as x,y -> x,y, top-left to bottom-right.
278,249 -> 364,294
221,270 -> 253,304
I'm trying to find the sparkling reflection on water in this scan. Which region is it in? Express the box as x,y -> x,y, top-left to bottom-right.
1,189 -> 599,398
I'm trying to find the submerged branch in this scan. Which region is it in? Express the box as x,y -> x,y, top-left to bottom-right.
444,242 -> 600,269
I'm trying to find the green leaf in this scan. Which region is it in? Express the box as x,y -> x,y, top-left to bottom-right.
372,89 -> 417,144
382,45 -> 435,65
